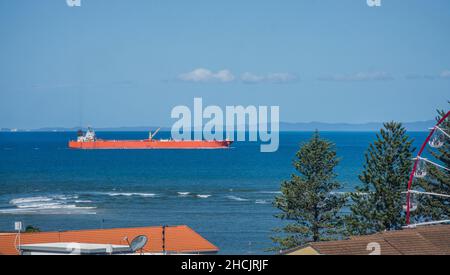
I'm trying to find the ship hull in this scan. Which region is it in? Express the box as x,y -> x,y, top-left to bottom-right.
68,140 -> 232,149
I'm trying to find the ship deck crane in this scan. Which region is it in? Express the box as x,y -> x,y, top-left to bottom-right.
149,128 -> 161,140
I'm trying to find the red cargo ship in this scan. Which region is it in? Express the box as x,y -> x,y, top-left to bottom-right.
69,128 -> 232,149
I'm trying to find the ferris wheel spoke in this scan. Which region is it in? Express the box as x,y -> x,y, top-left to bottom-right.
414,156 -> 450,172
403,189 -> 450,199
435,126 -> 450,139
405,110 -> 450,226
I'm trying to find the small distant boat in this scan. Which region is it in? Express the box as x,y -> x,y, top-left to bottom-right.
68,127 -> 232,149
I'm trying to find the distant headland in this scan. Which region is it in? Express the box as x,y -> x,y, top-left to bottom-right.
0,120 -> 435,132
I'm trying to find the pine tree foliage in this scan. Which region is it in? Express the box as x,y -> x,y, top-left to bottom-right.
271,131 -> 346,251
347,122 -> 414,235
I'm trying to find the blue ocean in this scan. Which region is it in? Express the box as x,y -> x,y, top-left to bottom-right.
0,131 -> 428,254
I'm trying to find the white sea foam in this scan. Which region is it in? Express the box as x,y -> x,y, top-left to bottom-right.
10,196 -> 53,205
106,192 -> 157,197
1,195 -> 97,215
54,195 -> 79,200
226,195 -> 249,202
17,204 -> 91,210
196,194 -> 211,199
17,202 -> 63,209
255,199 -> 270,204
177,192 -> 191,196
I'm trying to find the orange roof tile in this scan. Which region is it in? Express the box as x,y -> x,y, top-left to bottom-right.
0,225 -> 218,255
283,224 -> 450,255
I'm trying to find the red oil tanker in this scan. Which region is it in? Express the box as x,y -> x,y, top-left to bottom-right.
69,128 -> 232,149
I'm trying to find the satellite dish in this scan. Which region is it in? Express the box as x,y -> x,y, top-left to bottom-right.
130,235 -> 148,253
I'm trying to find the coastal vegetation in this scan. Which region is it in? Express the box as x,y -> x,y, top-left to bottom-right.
271,131 -> 346,251
346,122 -> 414,235
272,122 -> 416,250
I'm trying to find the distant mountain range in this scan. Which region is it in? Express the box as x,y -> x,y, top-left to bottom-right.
1,120 -> 435,132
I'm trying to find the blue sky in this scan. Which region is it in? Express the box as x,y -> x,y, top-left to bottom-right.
0,0 -> 449,129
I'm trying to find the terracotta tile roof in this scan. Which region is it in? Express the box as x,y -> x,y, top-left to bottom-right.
284,225 -> 450,255
0,225 -> 218,255
309,238 -> 402,255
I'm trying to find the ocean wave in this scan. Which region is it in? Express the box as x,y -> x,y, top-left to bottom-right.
54,195 -> 79,200
177,192 -> 191,196
196,194 -> 211,199
18,204 -> 95,210
16,202 -> 63,209
10,196 -> 53,205
1,194 -> 97,215
226,195 -> 249,202
10,195 -> 79,205
255,199 -> 270,204
104,192 -> 157,197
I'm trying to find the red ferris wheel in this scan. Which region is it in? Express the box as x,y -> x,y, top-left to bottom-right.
404,111 -> 450,228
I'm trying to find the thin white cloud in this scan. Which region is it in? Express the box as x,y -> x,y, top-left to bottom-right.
178,68 -> 235,83
267,73 -> 298,83
178,69 -> 297,84
319,71 -> 394,82
241,72 -> 298,84
241,72 -> 265,83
